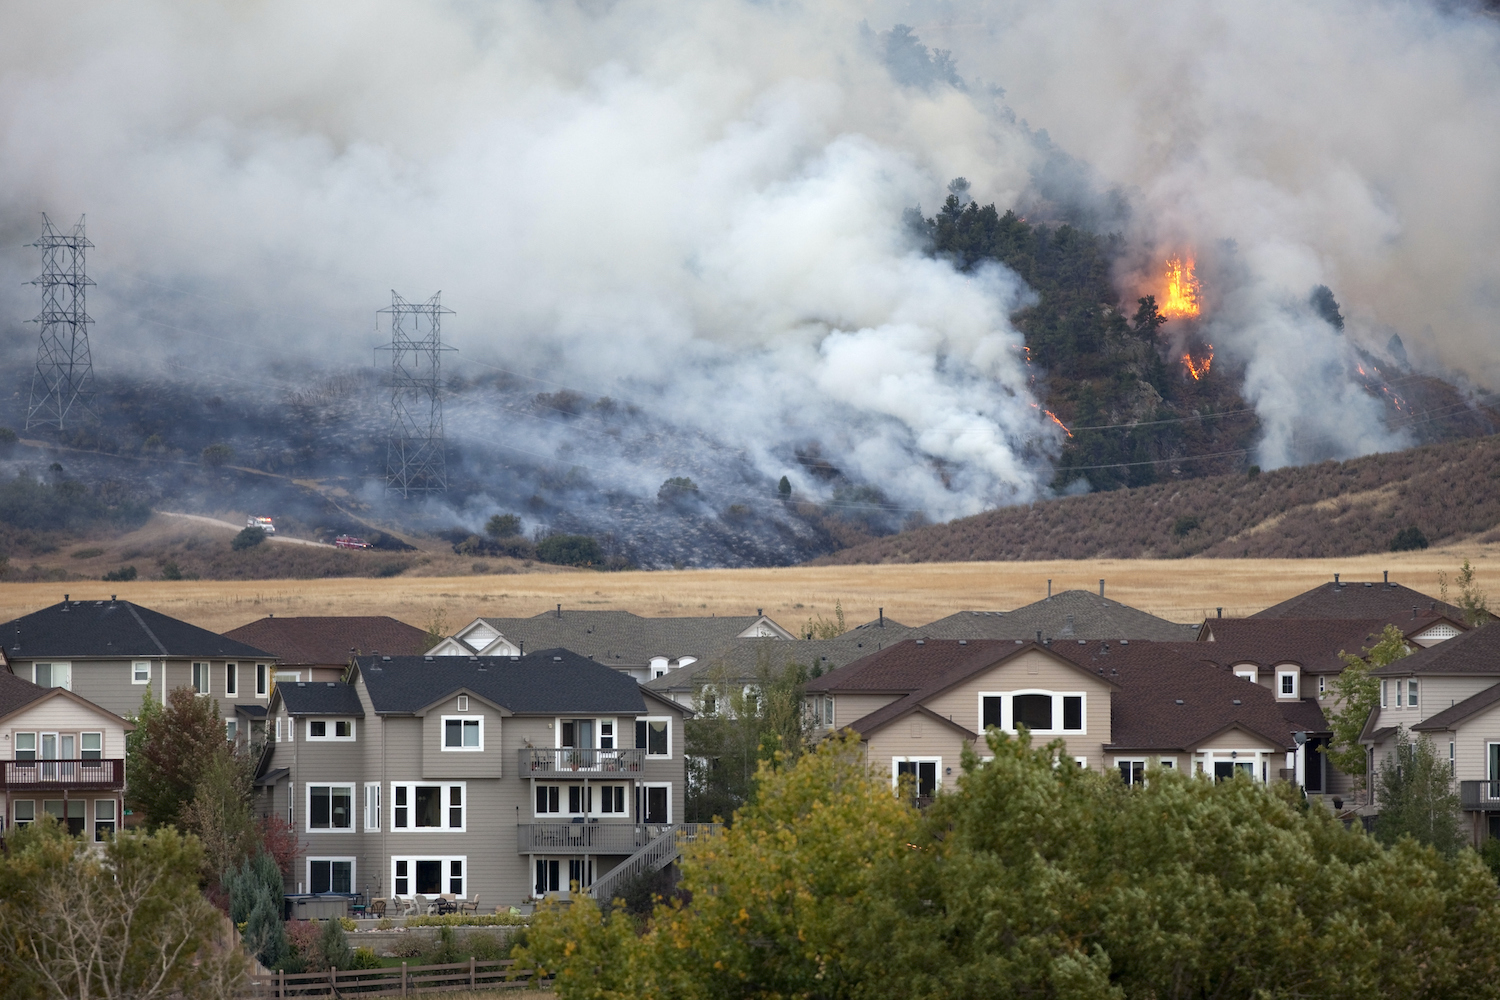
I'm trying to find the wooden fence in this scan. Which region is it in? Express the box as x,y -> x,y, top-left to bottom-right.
246,957 -> 539,996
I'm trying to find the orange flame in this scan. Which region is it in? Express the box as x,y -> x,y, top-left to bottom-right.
1044,409 -> 1073,437
1161,255 -> 1201,319
1182,349 -> 1213,380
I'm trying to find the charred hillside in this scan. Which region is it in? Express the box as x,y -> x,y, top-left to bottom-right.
814,434 -> 1500,564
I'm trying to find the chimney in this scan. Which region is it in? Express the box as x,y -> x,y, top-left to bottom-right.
556,603 -> 562,618
1334,573 -> 1341,587
1412,606 -> 1417,619
519,640 -> 525,656
63,594 -> 69,602
1217,608 -> 1222,619
1099,579 -> 1105,599
1047,579 -> 1052,599
1036,630 -> 1043,643
879,608 -> 884,627
1384,570 -> 1389,584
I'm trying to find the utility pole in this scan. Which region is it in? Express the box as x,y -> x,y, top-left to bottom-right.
26,215 -> 95,432
378,291 -> 453,497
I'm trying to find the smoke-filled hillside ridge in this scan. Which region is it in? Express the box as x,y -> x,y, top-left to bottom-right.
814,434 -> 1500,564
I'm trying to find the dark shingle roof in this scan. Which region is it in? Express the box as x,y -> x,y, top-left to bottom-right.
224,616 -> 429,667
0,671 -> 49,718
1251,580 -> 1465,622
278,681 -> 366,717
464,610 -> 793,664
1414,681 -> 1500,732
914,591 -> 1200,642
806,639 -> 1018,694
645,631 -> 913,694
0,600 -> 274,660
358,648 -> 647,715
1370,622 -> 1500,677
1187,618 -> 1400,674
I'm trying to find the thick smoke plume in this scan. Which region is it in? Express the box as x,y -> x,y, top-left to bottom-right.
1,0 -> 1497,526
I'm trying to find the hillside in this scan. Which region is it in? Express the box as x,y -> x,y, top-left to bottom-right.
815,434 -> 1500,563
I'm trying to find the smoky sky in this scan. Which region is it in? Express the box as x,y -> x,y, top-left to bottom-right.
1,0 -> 1497,518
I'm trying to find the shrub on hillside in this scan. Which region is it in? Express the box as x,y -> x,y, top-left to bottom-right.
1390,526 -> 1429,551
232,527 -> 266,551
201,443 -> 234,467
535,534 -> 602,567
102,564 -> 137,582
0,474 -> 150,533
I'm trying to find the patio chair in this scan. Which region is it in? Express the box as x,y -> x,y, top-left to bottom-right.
409,895 -> 431,917
459,893 -> 480,915
369,898 -> 387,918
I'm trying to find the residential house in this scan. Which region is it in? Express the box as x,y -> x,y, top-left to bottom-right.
1363,623 -> 1500,844
427,609 -> 795,683
804,637 -> 1324,800
912,589 -> 1202,642
223,615 -> 431,684
1251,573 -> 1471,626
0,598 -> 279,744
256,648 -> 693,909
0,670 -> 132,840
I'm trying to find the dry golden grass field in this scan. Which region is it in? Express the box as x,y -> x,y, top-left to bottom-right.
2,541 -> 1495,634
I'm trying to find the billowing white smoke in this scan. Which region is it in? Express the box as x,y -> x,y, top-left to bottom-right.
0,0 -> 1497,518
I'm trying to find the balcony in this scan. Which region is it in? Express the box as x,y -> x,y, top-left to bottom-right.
516,748 -> 646,776
517,822 -> 673,854
1460,780 -> 1500,810
1,759 -> 124,791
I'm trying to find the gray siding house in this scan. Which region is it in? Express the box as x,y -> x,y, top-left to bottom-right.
0,598 -> 279,742
258,648 -> 692,910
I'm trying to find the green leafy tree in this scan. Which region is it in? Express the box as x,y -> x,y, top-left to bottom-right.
180,750 -> 258,891
485,513 -> 521,539
127,687 -> 234,830
534,534 -> 602,567
1439,558 -> 1491,627
0,821 -> 246,999
777,475 -> 791,501
1326,623 -> 1407,798
1375,728 -> 1464,855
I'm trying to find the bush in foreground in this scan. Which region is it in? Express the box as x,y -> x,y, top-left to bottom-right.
520,731 -> 1500,1000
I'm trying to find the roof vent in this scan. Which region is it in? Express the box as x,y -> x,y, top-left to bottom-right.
1175,699 -> 1184,705
110,594 -> 116,602
381,656 -> 391,661
1120,639 -> 1129,645
1364,582 -> 1373,588
425,655 -> 433,661
510,656 -> 519,661
1078,639 -> 1086,645
553,655 -> 562,661
958,639 -> 967,645
1384,570 -> 1390,584
326,682 -> 335,687
1334,573 -> 1341,587
1232,698 -> 1241,705
915,639 -> 925,645
297,682 -> 306,687
470,656 -> 478,662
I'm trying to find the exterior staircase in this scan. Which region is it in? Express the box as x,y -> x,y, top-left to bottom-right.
588,823 -> 718,901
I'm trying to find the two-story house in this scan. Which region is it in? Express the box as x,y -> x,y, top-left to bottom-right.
427,609 -> 796,683
0,597 -> 279,743
257,648 -> 693,910
1363,623 -> 1500,844
0,670 -> 132,840
223,615 -> 431,684
805,638 -> 1323,799
912,588 -> 1203,642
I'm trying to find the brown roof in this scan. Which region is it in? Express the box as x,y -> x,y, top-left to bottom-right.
0,670 -> 48,717
1186,618 -> 1405,674
805,639 -> 1019,694
222,616 -> 430,668
1370,621 -> 1500,677
1252,579 -> 1465,622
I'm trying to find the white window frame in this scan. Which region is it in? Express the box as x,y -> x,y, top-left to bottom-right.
1276,669 -> 1299,699
32,662 -> 71,690
306,719 -> 356,741
1114,757 -> 1149,786
14,732 -> 37,761
275,669 -> 303,685
390,782 -> 467,832
80,732 -> 102,760
534,783 -> 563,817
391,856 -> 467,899
638,782 -> 672,824
1193,750 -> 1266,782
131,660 -> 151,685
305,783 -> 356,833
636,717 -> 673,758
1233,666 -> 1258,685
307,857 -> 356,896
976,691 -> 1087,735
1407,679 -> 1419,709
890,756 -> 943,796
441,715 -> 484,752
13,799 -> 36,827
225,719 -> 238,742
192,662 -> 210,696
226,663 -> 238,696
364,783 -> 381,832
256,663 -> 269,698
93,799 -> 116,842
1380,679 -> 1388,708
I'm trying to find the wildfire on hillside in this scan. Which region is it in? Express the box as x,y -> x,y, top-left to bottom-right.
1182,348 -> 1213,380
1160,255 -> 1201,319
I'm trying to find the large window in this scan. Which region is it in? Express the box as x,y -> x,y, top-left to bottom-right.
391,783 -> 465,831
13,800 -> 35,827
309,859 -> 354,895
308,719 -> 355,741
393,857 -> 465,898
1407,679 -> 1419,708
1117,759 -> 1146,786
976,692 -> 1086,735
80,733 -> 102,761
536,785 -> 561,815
638,784 -> 671,823
535,859 -> 560,896
192,662 -> 210,695
893,758 -> 940,800
307,784 -> 354,831
561,719 -> 595,749
33,662 -> 70,690
636,718 -> 671,757
14,733 -> 36,762
442,717 -> 482,750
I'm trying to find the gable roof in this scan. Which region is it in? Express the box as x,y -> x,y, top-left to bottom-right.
356,648 -> 648,716
1413,681 -> 1500,732
455,610 -> 795,665
277,681 -> 366,717
1251,579 -> 1466,622
644,631 -> 913,694
1370,621 -> 1500,677
806,638 -> 1022,694
223,616 -> 429,667
0,670 -> 50,717
0,600 -> 274,660
1189,618 -> 1401,674
914,590 -> 1201,642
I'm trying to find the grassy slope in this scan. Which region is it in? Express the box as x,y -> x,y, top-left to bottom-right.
816,434 -> 1500,564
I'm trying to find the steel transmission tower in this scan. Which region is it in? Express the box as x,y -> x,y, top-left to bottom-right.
26,215 -> 95,431
378,291 -> 454,497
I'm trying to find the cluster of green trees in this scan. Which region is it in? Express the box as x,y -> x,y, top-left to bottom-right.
0,473 -> 150,533
523,732 -> 1500,999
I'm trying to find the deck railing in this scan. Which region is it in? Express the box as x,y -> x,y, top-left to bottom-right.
516,748 -> 646,775
516,822 -> 672,854
588,823 -> 720,901
1460,780 -> 1500,810
0,759 -> 123,790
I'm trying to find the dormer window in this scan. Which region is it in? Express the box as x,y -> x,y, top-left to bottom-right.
1234,667 -> 1258,685
1276,669 -> 1299,700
